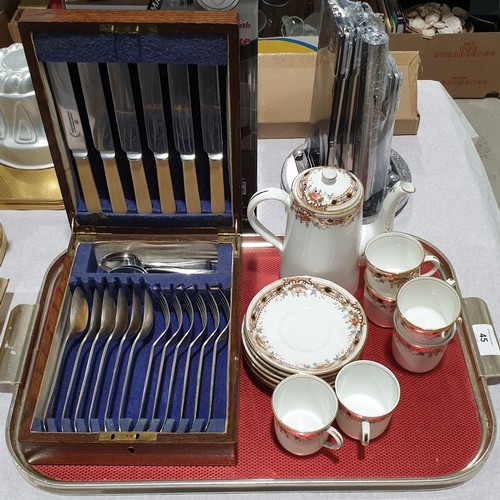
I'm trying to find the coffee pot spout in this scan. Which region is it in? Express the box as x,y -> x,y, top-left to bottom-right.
359,181 -> 416,255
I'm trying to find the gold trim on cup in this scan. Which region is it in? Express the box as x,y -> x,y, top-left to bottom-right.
364,274 -> 397,309
395,277 -> 461,336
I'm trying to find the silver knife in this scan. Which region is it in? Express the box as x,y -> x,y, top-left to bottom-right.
197,64 -> 225,213
137,63 -> 176,214
46,62 -> 101,212
167,63 -> 201,214
107,62 -> 152,214
77,62 -> 127,213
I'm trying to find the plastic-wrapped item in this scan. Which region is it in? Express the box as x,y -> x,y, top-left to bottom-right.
304,0 -> 402,220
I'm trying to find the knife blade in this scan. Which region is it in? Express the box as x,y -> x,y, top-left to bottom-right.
107,62 -> 152,214
77,62 -> 127,213
167,63 -> 201,214
197,64 -> 225,213
46,62 -> 101,212
137,63 -> 176,214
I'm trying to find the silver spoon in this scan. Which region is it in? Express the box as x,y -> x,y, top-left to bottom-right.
103,288 -> 142,431
60,288 -> 102,432
148,290 -> 183,430
41,286 -> 89,431
73,287 -> 116,431
134,290 -> 172,430
87,287 -> 129,432
100,251 -> 213,274
117,289 -> 154,431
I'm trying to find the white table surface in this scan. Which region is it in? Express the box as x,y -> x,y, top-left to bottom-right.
0,80 -> 499,499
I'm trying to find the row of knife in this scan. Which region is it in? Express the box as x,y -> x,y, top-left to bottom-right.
36,283 -> 231,433
47,60 -> 228,215
307,0 -> 403,219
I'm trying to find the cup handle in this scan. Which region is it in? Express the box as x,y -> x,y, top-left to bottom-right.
361,420 -> 371,446
447,317 -> 463,342
323,426 -> 344,450
247,188 -> 292,253
421,255 -> 440,277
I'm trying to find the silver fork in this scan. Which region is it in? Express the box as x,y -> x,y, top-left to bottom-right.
117,289 -> 154,431
133,289 -> 171,430
193,286 -> 221,423
148,289 -> 183,430
205,288 -> 230,431
161,288 -> 196,431
179,288 -> 208,423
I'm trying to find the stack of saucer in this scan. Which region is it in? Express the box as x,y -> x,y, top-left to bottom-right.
242,276 -> 368,388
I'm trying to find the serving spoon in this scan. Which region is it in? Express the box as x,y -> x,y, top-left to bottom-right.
42,286 -> 89,430
73,287 -> 116,431
100,251 -> 213,274
87,287 -> 129,431
103,288 -> 142,431
61,288 -> 102,432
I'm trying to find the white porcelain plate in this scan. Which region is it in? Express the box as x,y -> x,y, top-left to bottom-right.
244,276 -> 367,374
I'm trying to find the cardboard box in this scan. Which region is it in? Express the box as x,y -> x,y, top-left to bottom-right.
389,32 -> 500,98
0,0 -> 20,47
258,39 -> 420,138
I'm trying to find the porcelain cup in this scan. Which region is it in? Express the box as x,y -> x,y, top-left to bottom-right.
363,272 -> 397,328
334,361 -> 400,445
391,311 -> 458,373
272,373 -> 343,455
364,232 -> 440,299
395,276 -> 462,344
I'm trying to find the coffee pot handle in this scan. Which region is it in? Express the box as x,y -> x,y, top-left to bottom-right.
247,188 -> 292,252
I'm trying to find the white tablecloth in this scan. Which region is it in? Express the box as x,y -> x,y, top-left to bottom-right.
0,81 -> 499,499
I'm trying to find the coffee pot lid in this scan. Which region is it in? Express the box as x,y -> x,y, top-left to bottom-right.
293,166 -> 363,215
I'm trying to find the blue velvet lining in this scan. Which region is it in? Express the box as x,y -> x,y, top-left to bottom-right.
34,281 -> 231,434
34,32 -> 228,65
33,31 -> 233,227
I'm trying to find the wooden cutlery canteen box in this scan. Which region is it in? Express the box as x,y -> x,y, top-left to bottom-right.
5,8 -> 242,466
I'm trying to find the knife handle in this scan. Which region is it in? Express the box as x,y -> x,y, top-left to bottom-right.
155,158 -> 176,214
129,158 -> 152,214
209,158 -> 226,213
102,158 -> 127,213
74,156 -> 101,212
181,158 -> 201,214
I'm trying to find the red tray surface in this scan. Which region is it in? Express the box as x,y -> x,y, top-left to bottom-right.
34,247 -> 482,483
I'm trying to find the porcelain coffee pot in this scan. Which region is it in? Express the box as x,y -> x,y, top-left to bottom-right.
247,166 -> 415,293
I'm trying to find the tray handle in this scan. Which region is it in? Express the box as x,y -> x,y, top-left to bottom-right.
0,304 -> 39,392
462,297 -> 500,380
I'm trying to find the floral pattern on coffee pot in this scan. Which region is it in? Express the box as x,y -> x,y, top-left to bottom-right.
247,166 -> 415,293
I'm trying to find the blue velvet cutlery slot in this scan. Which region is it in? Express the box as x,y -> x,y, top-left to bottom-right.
34,281 -> 231,434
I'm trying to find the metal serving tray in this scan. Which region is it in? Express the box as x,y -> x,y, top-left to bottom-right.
1,236 -> 499,493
